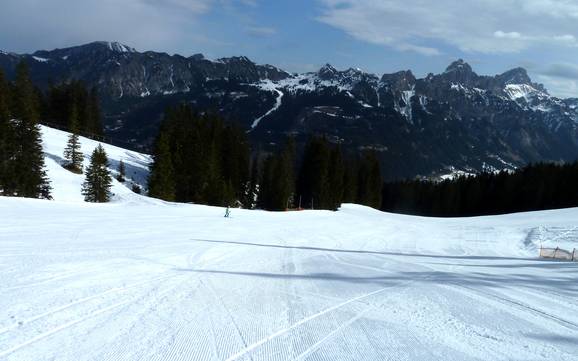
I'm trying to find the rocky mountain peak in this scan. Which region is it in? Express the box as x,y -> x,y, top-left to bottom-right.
318,63 -> 338,80
445,59 -> 473,74
381,70 -> 416,91
441,59 -> 478,85
497,67 -> 531,85
86,41 -> 136,53
189,53 -> 205,61
217,56 -> 254,65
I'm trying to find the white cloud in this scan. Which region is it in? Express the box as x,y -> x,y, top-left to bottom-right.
317,0 -> 578,54
540,63 -> 578,80
0,0 -> 216,53
537,75 -> 578,99
526,63 -> 578,98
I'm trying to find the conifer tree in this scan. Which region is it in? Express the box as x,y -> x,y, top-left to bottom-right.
0,69 -> 13,195
242,157 -> 260,209
341,158 -> 358,204
147,105 -> 251,205
258,155 -> 276,209
87,87 -> 103,137
11,61 -> 51,199
327,145 -> 345,210
148,132 -> 175,201
82,144 -> 112,202
357,151 -> 383,209
45,82 -> 103,136
131,183 -> 142,194
63,105 -> 83,173
297,136 -> 331,209
117,160 -> 126,183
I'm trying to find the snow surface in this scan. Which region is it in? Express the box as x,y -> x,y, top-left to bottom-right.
1,126 -> 578,360
39,125 -> 151,202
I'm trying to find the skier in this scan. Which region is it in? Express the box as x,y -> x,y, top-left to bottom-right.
224,206 -> 230,218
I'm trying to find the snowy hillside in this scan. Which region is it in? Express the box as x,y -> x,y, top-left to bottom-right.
39,125 -> 152,202
0,126 -> 577,360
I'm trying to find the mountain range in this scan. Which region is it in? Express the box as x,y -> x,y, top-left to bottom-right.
1,41 -> 577,179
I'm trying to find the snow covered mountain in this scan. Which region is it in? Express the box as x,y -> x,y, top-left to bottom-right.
2,43 -> 578,179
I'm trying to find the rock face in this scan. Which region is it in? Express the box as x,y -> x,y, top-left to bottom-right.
1,42 -> 578,179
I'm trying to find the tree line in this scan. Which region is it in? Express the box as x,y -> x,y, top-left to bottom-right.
381,162 -> 578,217
148,104 -> 251,205
258,136 -> 382,210
148,104 -> 384,210
44,80 -> 103,137
0,61 -> 111,202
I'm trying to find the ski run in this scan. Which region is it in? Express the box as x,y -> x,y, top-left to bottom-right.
0,126 -> 577,360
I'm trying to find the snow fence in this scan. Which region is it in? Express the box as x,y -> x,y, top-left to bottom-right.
539,247 -> 576,261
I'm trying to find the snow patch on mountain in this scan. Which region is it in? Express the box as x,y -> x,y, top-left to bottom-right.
103,41 -> 136,53
32,56 -> 50,63
395,89 -> 415,123
504,84 -> 541,102
251,80 -> 284,130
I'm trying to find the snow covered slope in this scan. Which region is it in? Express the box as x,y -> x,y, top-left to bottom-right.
0,127 -> 577,361
39,125 -> 152,202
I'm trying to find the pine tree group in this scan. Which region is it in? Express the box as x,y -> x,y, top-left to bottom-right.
0,63 -> 51,199
259,138 -> 296,210
148,105 -> 249,206
82,145 -> 112,203
257,136 -> 383,211
45,81 -> 103,137
382,162 -> 578,217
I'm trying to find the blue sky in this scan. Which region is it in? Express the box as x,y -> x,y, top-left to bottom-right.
1,0 -> 578,97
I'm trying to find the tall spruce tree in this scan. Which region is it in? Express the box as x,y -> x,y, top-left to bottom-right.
327,145 -> 345,210
11,61 -> 51,199
117,160 -> 126,183
357,151 -> 382,209
87,87 -> 103,137
0,69 -> 13,195
148,131 -> 175,201
297,136 -> 331,209
82,144 -> 112,202
63,105 -> 83,173
341,158 -> 358,204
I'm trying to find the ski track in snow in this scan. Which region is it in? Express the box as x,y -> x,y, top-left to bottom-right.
2,202 -> 577,361
250,87 -> 283,130
1,125 -> 578,360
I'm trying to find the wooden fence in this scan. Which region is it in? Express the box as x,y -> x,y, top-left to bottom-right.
539,246 -> 576,261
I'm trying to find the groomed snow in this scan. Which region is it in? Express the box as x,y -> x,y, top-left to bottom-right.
1,126 -> 577,360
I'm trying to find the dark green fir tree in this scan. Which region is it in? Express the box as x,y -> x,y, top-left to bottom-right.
82,144 -> 112,202
63,105 -> 83,173
0,69 -> 14,195
11,61 -> 51,199
148,132 -> 175,201
116,160 -> 126,183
